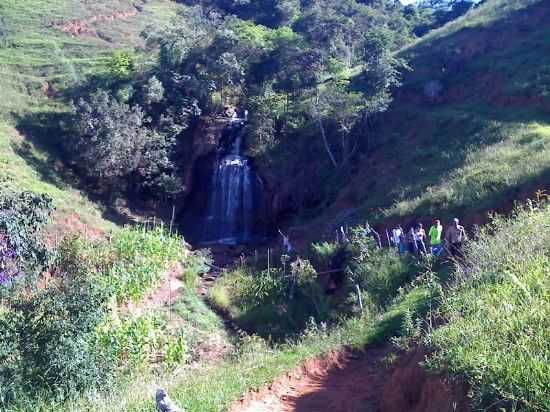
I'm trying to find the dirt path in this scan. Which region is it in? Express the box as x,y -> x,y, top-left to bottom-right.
230,347 -> 391,412
229,345 -> 471,412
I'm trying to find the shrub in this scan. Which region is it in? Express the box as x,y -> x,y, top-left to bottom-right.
311,241 -> 340,271
0,191 -> 53,291
0,269 -> 112,402
182,248 -> 212,288
346,229 -> 418,308
0,223 -> 196,406
109,51 -> 135,79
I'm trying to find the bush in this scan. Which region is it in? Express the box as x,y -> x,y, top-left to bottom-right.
0,269 -> 112,403
346,229 -> 419,308
0,222 -> 196,406
0,191 -> 53,292
425,202 -> 550,411
109,51 -> 135,79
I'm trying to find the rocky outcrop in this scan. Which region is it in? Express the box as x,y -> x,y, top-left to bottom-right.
181,118 -> 227,199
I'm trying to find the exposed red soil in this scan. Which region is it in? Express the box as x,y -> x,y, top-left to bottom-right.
46,212 -> 105,247
381,348 -> 471,412
125,264 -> 185,318
230,346 -> 470,412
56,9 -> 139,37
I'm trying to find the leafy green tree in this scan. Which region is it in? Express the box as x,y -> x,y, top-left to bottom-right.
313,81 -> 366,167
142,76 -> 165,106
69,90 -> 150,192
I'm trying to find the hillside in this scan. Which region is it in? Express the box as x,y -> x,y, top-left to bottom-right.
0,1 -> 548,412
329,0 -> 550,229
0,0 -> 178,231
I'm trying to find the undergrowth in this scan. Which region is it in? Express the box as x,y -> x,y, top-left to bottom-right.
424,202 -> 550,411
0,213 -> 209,408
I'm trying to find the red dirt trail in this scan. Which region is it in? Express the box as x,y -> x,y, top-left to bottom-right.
56,9 -> 139,37
231,347 -> 390,412
230,347 -> 470,412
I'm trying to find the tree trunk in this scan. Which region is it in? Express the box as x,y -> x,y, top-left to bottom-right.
317,116 -> 337,168
313,94 -> 337,168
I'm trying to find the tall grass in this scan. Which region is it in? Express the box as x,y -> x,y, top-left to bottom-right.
107,226 -> 186,301
425,202 -> 550,411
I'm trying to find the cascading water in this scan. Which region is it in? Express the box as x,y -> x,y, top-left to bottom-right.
198,119 -> 267,245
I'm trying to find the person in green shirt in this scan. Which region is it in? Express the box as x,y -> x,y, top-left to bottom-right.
428,219 -> 443,256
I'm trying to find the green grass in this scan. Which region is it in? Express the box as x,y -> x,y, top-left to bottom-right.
0,121 -> 115,230
0,0 -> 178,230
425,203 -> 550,411
106,226 -> 187,301
360,106 -> 550,221
342,0 -> 550,224
406,0 -> 545,49
3,285 -> 430,412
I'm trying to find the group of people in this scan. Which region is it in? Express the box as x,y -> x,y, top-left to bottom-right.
278,217 -> 468,260
391,218 -> 467,258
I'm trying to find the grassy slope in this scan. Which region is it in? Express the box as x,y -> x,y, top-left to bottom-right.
8,285 -> 430,412
426,203 -> 550,410
0,0 -> 178,231
338,0 -> 550,225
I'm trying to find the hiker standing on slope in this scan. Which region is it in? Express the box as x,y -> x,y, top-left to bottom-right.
445,218 -> 467,258
414,223 -> 428,255
428,219 -> 443,256
392,226 -> 406,254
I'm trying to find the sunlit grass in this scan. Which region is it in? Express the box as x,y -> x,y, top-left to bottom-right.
425,204 -> 550,411
0,0 -> 178,229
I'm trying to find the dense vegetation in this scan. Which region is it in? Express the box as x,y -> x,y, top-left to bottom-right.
1,0 -> 549,411
59,0 -> 420,200
425,200 -> 550,411
0,190 -> 214,407
8,199 -> 545,412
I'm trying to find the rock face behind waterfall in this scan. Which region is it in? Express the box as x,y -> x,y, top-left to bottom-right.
181,119 -> 269,245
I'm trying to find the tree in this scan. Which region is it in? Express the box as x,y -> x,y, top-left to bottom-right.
415,0 -> 479,33
308,26 -> 406,168
142,76 -> 165,106
69,89 -> 189,199
69,90 -> 150,193
314,81 -> 366,166
0,191 -> 53,289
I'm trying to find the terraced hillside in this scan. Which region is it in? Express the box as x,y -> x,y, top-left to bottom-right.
0,0 -> 178,231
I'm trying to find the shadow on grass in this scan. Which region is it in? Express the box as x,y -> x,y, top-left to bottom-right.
11,110 -> 135,226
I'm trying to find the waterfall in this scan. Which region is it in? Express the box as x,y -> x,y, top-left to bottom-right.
200,120 -> 266,245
